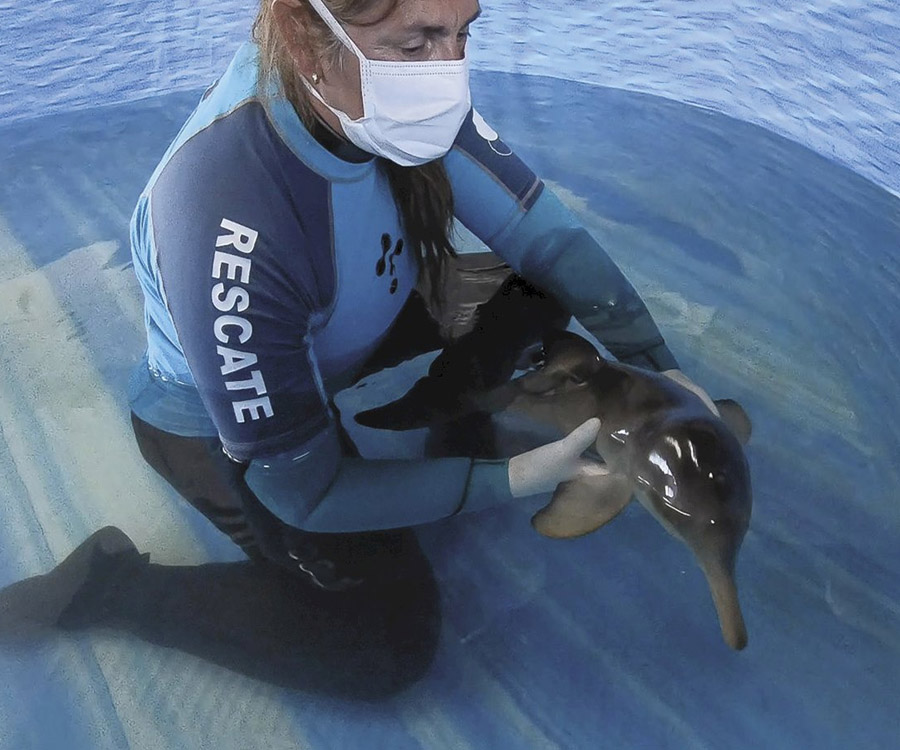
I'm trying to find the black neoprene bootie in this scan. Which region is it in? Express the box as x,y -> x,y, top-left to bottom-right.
0,526 -> 148,638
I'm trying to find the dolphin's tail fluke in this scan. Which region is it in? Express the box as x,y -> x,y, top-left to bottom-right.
354,377 -> 463,430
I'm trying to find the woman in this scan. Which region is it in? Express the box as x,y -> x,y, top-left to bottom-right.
121,0 -> 719,589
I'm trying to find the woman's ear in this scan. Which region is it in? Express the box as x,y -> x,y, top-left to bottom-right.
271,0 -> 319,79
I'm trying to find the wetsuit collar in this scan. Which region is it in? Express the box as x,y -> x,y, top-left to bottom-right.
308,111 -> 373,164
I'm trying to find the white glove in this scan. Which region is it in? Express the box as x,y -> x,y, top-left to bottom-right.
662,369 -> 720,416
508,418 -> 603,498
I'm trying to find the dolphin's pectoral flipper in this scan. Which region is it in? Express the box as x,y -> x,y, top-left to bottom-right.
713,399 -> 752,445
531,468 -> 633,538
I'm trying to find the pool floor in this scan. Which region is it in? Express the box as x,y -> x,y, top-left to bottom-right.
1,70 -> 899,749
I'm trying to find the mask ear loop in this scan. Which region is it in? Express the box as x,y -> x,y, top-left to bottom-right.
304,0 -> 367,58
269,0 -> 360,59
272,0 -> 369,91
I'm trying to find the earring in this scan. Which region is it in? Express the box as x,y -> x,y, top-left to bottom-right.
311,73 -> 320,84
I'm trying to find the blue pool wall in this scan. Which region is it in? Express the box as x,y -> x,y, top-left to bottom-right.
2,1 -> 899,198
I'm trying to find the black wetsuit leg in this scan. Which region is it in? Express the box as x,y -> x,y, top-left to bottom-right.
129,412 -> 420,590
129,412 -> 267,561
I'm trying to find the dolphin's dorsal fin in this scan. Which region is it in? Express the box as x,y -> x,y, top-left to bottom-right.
531,468 -> 633,538
714,399 -> 752,445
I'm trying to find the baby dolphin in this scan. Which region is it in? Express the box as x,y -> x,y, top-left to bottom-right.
357,330 -> 753,650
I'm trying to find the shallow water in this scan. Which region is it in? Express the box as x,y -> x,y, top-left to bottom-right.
0,69 -> 898,749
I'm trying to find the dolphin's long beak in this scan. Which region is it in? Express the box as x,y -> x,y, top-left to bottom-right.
699,559 -> 748,650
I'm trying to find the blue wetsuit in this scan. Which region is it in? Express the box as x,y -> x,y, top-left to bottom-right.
128,42 -> 677,535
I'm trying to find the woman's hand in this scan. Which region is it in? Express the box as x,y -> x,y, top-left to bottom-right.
661,369 -> 719,416
508,418 -> 604,498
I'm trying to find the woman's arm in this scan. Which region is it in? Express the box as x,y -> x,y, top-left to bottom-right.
444,108 -> 677,372
492,187 -> 679,371
242,428 -> 511,532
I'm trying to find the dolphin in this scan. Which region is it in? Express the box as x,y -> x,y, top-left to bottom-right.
356,329 -> 753,650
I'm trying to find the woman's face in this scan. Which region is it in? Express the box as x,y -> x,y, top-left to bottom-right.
306,0 -> 481,123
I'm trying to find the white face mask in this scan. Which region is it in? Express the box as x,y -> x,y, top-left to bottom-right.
302,0 -> 472,166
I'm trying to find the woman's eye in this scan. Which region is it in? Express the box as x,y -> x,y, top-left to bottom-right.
399,28 -> 471,58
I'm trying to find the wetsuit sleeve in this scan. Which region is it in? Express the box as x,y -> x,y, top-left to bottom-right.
444,109 -> 678,371
149,101 -> 513,532
243,431 -> 512,532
